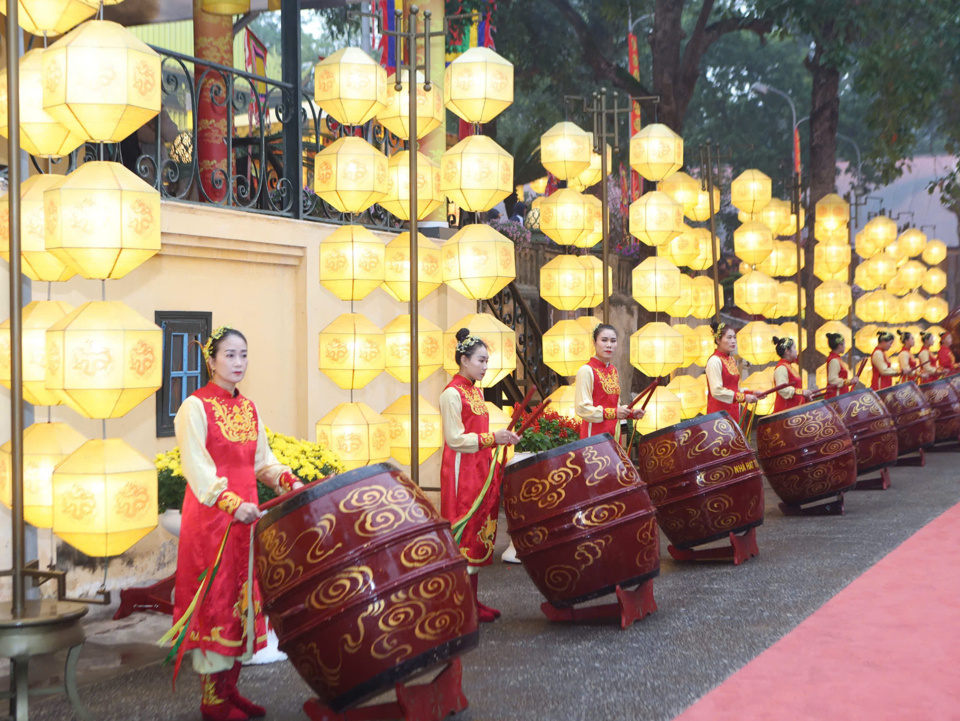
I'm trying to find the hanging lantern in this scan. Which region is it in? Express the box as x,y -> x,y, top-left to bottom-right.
629,190 -> 684,246
658,225 -> 699,268
897,292 -> 926,323
540,256 -> 590,311
776,322 -> 800,344
814,220 -> 848,244
814,193 -> 849,232
0,300 -> 75,407
694,324 -> 714,366
668,274 -> 694,317
854,324 -> 880,354
886,273 -> 910,298
687,186 -> 720,222
378,69 -> 444,140
658,171 -> 699,215
815,321 -> 851,357
316,402 -> 390,472
443,46 -> 514,124
571,195 -> 603,249
734,270 -> 778,315
633,387 -> 683,434
897,228 -> 927,258
42,21 -> 161,143
313,47 -> 388,126
539,188 -> 592,245
923,297 -> 948,324
542,320 -> 592,376
743,368 -> 776,416
45,301 -> 162,419
568,144 -> 611,192
629,322 -> 684,377
318,225 -> 387,301
922,239 -> 947,266
667,375 -> 706,419
379,150 -> 443,220
0,174 -> 76,282
575,314 -> 602,338
733,221 -> 774,266
443,313 -> 515,387
440,134 -> 513,213
313,137 -> 388,214
540,121 -> 592,179
632,256 -> 681,312
381,395 -> 443,466
629,123 -> 683,182
382,232 -> 443,302
383,314 -> 443,383
757,240 -> 801,278
690,276 -> 717,320
687,228 -> 720,271
44,161 -> 161,280
758,199 -> 791,239
318,313 -> 385,390
0,422 -> 86,529
859,215 -> 897,258
778,207 -> 806,237
736,321 -> 778,365
896,260 -> 926,290
765,280 -> 805,319
814,280 -> 852,321
673,324 -> 698,368
884,239 -> 906,263
0,0 -> 96,35
813,240 -> 851,282
922,267 -> 947,295
441,223 -> 515,300
861,253 -> 898,290
579,255 -> 611,308
545,385 -> 578,420
730,169 -> 772,214
485,402 -> 514,462
855,290 -> 899,323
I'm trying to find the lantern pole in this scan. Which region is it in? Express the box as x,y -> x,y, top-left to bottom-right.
701,141 -> 722,323
792,170 -> 804,373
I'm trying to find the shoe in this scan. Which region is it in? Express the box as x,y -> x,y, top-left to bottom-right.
470,573 -> 501,623
225,663 -> 266,718
500,541 -> 521,564
200,672 -> 248,721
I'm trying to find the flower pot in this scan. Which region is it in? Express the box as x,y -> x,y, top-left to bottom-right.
159,509 -> 182,538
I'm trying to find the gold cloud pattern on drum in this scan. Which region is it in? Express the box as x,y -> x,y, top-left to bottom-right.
573,501 -> 626,528
338,482 -> 435,537
307,565 -> 374,611
544,535 -> 612,592
400,536 -> 445,568
514,454 -> 582,511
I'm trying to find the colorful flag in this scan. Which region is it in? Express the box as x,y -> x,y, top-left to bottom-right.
376,0 -> 397,72
243,28 -> 268,129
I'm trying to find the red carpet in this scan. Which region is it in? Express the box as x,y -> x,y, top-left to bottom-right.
676,503 -> 960,721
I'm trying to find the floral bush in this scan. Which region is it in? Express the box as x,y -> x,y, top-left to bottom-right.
156,428 -> 343,513
490,218 -> 532,245
513,407 -> 582,453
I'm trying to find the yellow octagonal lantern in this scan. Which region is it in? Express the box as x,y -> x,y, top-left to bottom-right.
378,69 -> 444,140
814,220 -> 847,244
658,171 -> 700,215
922,267 -> 947,295
815,280 -> 852,321
860,253 -> 898,290
897,228 -> 927,258
737,321 -> 778,365
687,228 -> 720,271
694,324 -> 714,366
0,174 -> 76,282
815,321 -> 851,357
539,188 -> 592,246
733,221 -> 774,266
0,422 -> 86,529
854,323 -> 880,354
316,402 -> 390,472
813,240 -> 851,282
383,314 -> 443,383
542,320 -> 592,376
668,273 -> 694,318
633,256 -> 681,312
757,239 -> 801,278
44,161 -> 161,280
855,290 -> 899,323
734,270 -> 778,315
629,190 -> 684,246
630,322 -> 684,377
313,136 -> 388,214
42,20 -> 161,143
885,273 -> 910,298
758,198 -> 791,239
382,232 -> 443,302
313,47 -> 388,127
318,313 -> 385,390
440,134 -> 513,213
744,368 -> 777,416
814,193 -> 849,232
379,150 -> 443,221
658,224 -> 700,268
778,207 -> 805,237
629,123 -> 683,182
540,122 -> 592,180
546,385 -> 578,420
45,301 -> 162,419
0,300 -> 75,407
898,292 -> 926,323
922,239 -> 947,266
441,223 -> 515,300
924,297 -> 948,324
579,255 -> 611,308
0,0 -> 96,35
540,255 -> 590,311
319,225 -> 387,301
443,313 -> 516,387
382,395 -> 443,466
765,280 -> 805,319
690,276 -> 717,320
572,195 -> 603,249
730,169 -> 771,214
575,314 -> 602,338
858,215 -> 897,258
444,46 -> 514,124
884,239 -> 906,263
687,186 -> 720,223
896,260 -> 926,291
568,144 -> 611,192
634,386 -> 683,434
667,375 -> 706,419
674,324 -> 698,368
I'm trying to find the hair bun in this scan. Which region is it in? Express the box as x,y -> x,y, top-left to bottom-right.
710,321 -> 721,334
455,328 -> 471,343
897,329 -> 906,340
771,336 -> 782,346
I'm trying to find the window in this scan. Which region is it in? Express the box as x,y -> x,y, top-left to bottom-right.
155,311 -> 212,437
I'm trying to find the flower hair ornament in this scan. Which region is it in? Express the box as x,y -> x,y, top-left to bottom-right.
456,335 -> 483,354
713,322 -> 727,342
203,325 -> 233,360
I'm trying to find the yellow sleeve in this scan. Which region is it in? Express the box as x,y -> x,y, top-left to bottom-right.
898,351 -> 914,376
919,350 -> 936,375
827,357 -> 843,388
706,356 -> 736,404
253,413 -> 292,492
774,364 -> 796,399
440,387 -> 482,453
174,396 -> 228,507
873,349 -> 897,376
575,365 -> 606,423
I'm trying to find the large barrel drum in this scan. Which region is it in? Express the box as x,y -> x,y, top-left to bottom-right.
876,382 -> 936,456
921,377 -> 960,444
502,434 -> 660,608
824,388 -> 898,476
635,411 -> 764,549
254,464 -> 477,712
756,399 -> 857,506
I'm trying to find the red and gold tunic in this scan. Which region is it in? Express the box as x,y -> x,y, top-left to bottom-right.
824,351 -> 851,399
918,348 -> 938,383
898,350 -> 920,383
173,382 -> 291,673
439,374 -> 498,569
937,344 -> 956,372
772,359 -> 803,413
870,349 -> 897,391
706,350 -> 744,422
575,357 -> 621,440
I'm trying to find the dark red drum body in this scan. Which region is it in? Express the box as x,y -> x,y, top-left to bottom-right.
254,464 -> 478,712
876,382 -> 936,456
756,399 -> 857,506
824,388 -> 899,476
920,377 -> 960,444
502,434 -> 660,608
635,411 -> 764,549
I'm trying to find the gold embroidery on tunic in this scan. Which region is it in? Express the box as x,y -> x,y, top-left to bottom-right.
721,355 -> 739,376
460,386 -> 488,416
595,366 -> 620,395
205,397 -> 258,443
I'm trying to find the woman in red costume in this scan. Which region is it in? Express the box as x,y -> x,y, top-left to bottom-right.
771,336 -> 817,412
896,329 -> 920,383
575,323 -> 644,441
917,332 -> 939,383
440,328 -> 520,623
938,331 -> 956,372
870,330 -> 899,390
823,332 -> 852,399
173,327 -> 302,721
705,322 -> 757,423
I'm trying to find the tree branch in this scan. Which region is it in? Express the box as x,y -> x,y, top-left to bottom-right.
702,16 -> 775,50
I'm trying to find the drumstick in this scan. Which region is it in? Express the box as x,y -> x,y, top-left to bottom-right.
509,386 -> 538,431
855,357 -> 869,380
517,399 -> 552,435
752,382 -> 792,400
627,379 -> 659,410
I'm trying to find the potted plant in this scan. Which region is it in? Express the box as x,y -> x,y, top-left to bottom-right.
513,406 -> 582,454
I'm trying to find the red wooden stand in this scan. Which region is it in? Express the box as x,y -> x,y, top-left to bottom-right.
667,528 -> 759,566
853,467 -> 891,491
112,574 -> 176,620
779,495 -> 845,516
303,660 -> 468,721
896,448 -> 927,467
539,579 -> 657,630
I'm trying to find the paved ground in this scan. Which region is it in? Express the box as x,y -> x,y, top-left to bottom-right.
19,447 -> 960,721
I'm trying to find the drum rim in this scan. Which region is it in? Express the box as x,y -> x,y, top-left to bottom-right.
257,462 -> 400,532
504,433 -> 614,473
756,396 -> 833,423
876,380 -> 921,397
639,410 -> 733,442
